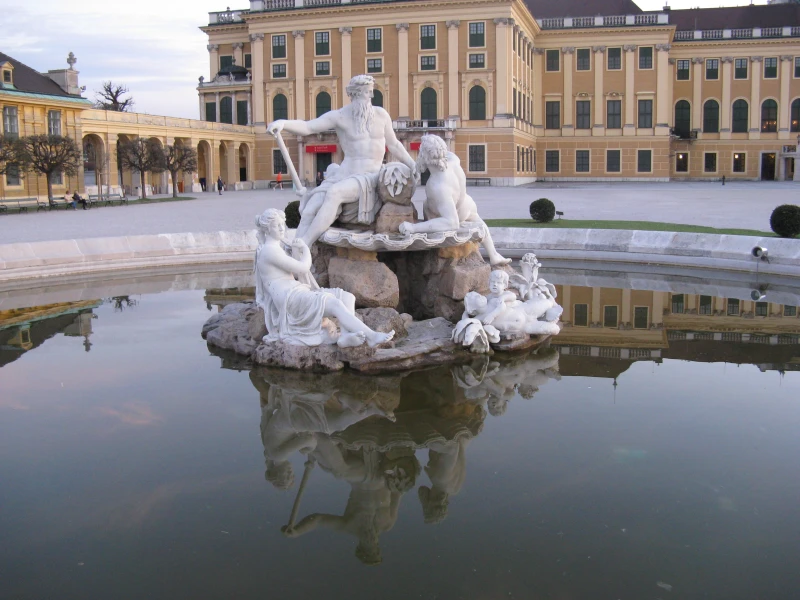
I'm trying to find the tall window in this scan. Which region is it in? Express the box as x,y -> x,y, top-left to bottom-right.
272,149 -> 287,174
371,89 -> 384,108
420,25 -> 436,50
205,102 -> 216,122
273,94 -> 288,120
735,58 -> 748,79
545,101 -> 560,129
3,106 -> 19,137
245,54 -> 252,69
733,153 -> 746,172
705,59 -> 719,80
704,152 -> 717,173
576,48 -> 590,71
795,57 -> 800,78
575,150 -> 590,173
638,99 -> 653,128
220,96 -> 233,124
367,28 -> 382,53
546,49 -> 559,72
634,307 -> 649,329
272,63 -> 286,78
676,59 -> 690,80
703,100 -> 719,133
468,145 -> 485,172
761,99 -> 778,132
421,56 -> 436,71
469,53 -> 485,69
47,110 -> 61,136
468,22 -> 484,47
637,149 -> 652,173
791,98 -> 800,132
367,58 -> 382,73
315,32 -> 330,55
603,306 -> 619,328
606,149 -> 621,173
316,91 -> 331,118
272,35 -> 286,58
545,150 -> 559,172
421,87 -> 437,120
607,47 -> 621,70
237,100 -> 248,125
316,61 -> 330,76
573,304 -> 588,326
732,99 -> 748,133
576,100 -> 591,129
469,86 -> 486,120
639,47 -> 653,69
674,100 -> 691,137
675,152 -> 688,172
5,164 -> 20,186
764,57 -> 778,79
607,100 -> 621,129
220,55 -> 233,70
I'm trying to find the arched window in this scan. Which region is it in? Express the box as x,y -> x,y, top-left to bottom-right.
219,96 -> 233,124
469,86 -> 486,120
273,94 -> 288,120
371,89 -> 383,108
791,98 -> 800,132
316,91 -> 331,118
673,100 -> 691,138
703,99 -> 719,133
732,99 -> 749,133
761,99 -> 778,133
421,87 -> 437,121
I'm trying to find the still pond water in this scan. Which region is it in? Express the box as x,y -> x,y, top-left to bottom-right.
1,267 -> 799,600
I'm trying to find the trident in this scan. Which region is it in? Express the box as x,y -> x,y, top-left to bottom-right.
270,128 -> 307,198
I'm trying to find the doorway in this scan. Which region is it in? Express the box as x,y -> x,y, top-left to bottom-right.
316,153 -> 333,178
761,153 -> 776,180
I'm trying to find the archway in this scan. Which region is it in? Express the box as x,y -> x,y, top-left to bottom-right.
469,86 -> 486,120
238,143 -> 250,184
116,134 -> 136,195
147,137 -> 166,194
197,140 -> 213,192
82,134 -> 105,193
219,141 -> 229,187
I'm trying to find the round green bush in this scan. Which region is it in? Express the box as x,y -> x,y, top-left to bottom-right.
530,198 -> 556,223
770,204 -> 800,238
285,200 -> 301,229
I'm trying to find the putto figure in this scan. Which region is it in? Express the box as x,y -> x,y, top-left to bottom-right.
267,75 -> 418,246
254,208 -> 394,347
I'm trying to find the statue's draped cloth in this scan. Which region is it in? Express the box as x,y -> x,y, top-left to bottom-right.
304,170 -> 382,225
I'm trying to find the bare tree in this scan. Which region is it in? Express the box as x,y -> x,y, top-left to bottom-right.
14,135 -> 82,200
0,136 -> 17,175
117,138 -> 165,200
95,81 -> 135,112
159,144 -> 198,198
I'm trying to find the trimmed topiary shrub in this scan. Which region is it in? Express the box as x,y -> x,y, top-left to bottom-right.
285,200 -> 301,229
770,204 -> 800,238
530,198 -> 556,223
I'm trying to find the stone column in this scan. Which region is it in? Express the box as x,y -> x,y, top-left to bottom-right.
652,293 -> 665,326
215,91 -> 220,123
247,91 -> 253,125
591,287 -> 601,325
208,44 -> 219,79
293,31 -> 306,120
561,286 -> 571,322
655,44 -> 670,134
232,42 -> 244,66
340,27 -> 353,104
721,57 -> 733,139
779,55 -> 793,139
226,141 -> 237,184
533,48 -> 544,131
447,20 -> 460,118
621,289 -> 632,326
624,45 -> 636,136
750,56 -> 762,139
593,46 -> 605,134
397,23 -> 410,118
250,33 -> 265,126
198,93 -> 205,121
494,18 -> 512,117
562,47 -> 575,136
692,58 -> 703,134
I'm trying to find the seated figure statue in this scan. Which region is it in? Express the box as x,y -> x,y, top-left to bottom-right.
254,208 -> 394,347
398,134 -> 510,266
267,74 -> 418,246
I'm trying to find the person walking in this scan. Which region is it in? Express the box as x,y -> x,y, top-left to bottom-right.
217,176 -> 224,195
276,171 -> 283,190
316,171 -> 323,187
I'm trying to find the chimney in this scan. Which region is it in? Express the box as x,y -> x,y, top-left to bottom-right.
44,52 -> 82,96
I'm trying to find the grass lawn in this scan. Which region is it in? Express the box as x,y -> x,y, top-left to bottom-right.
482,218 -> 785,237
135,196 -> 196,204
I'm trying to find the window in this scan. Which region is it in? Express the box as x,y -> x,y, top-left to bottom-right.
677,59 -> 690,80
220,55 -> 233,70
6,165 -> 20,186
517,146 -> 521,171
705,59 -> 719,80
469,22 -> 485,47
367,58 -> 382,73
272,35 -> 287,59
220,96 -> 233,124
671,294 -> 684,314
316,61 -> 330,76
272,63 -> 287,78
316,91 -> 331,118
2,106 -> 18,137
639,47 -> 653,69
704,152 -> 717,173
273,149 -> 287,175
607,47 -> 621,70
205,102 -> 216,122
727,298 -> 740,316
371,89 -> 383,108
576,48 -> 590,71
796,57 -> 800,78
315,31 -> 330,56
273,94 -> 288,120
244,53 -> 252,69
468,145 -> 485,172
761,99 -> 778,133
469,53 -> 485,69
545,150 -> 559,172
733,153 -> 746,173
755,302 -> 769,317
703,100 -> 719,133
638,99 -> 653,128
606,149 -> 621,173
735,58 -> 748,79
676,152 -> 688,172
576,100 -> 591,129
634,306 -> 649,329
699,295 -> 713,315
546,49 -> 559,72
237,100 -> 248,125
421,56 -> 436,71
573,304 -> 588,327
47,110 -> 61,136
637,149 -> 652,173
603,306 -> 619,328
2,70 -> 10,83
421,87 -> 437,120
674,100 -> 691,137
469,86 -> 486,120
791,99 -> 800,132
606,99 -> 621,129
784,305 -> 797,317
367,28 -> 382,53
732,100 -> 749,133
420,24 -> 436,50
576,150 -> 590,172
764,57 -> 778,79
50,171 -> 63,185
545,101 -> 560,129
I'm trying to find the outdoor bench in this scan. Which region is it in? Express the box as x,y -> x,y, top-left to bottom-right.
0,197 -> 49,213
48,197 -> 77,210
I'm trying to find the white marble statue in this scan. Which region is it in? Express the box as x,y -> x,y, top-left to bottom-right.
254,208 -> 394,347
399,134 -> 510,266
267,74 -> 418,246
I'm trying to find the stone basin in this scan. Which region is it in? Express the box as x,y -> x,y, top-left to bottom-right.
318,221 -> 487,252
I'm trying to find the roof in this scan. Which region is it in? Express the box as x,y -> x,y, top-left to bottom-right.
0,51 -> 76,98
669,4 -> 800,31
525,0 -> 643,19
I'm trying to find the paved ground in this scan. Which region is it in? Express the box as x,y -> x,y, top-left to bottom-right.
0,181 -> 796,245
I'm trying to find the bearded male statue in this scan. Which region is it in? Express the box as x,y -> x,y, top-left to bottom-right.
267,75 -> 418,246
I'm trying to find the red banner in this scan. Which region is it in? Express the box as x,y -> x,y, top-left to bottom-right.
410,142 -> 421,151
306,144 -> 337,153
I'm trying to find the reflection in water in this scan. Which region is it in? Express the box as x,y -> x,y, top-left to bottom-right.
251,350 -> 561,564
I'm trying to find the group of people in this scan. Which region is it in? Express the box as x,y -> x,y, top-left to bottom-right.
59,190 -> 89,210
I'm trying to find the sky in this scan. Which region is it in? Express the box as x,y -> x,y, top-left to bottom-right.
3,0 -> 770,120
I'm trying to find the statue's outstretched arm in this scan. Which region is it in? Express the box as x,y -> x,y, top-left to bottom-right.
273,111 -> 339,136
